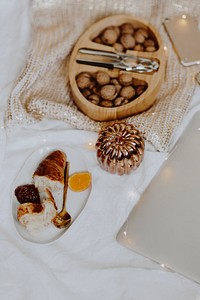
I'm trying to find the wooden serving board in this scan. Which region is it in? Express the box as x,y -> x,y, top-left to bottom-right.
69,14 -> 166,121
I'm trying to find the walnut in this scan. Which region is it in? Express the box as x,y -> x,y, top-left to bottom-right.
113,42 -> 124,53
134,44 -> 144,51
115,84 -> 122,94
92,86 -> 102,96
82,88 -> 92,98
145,46 -> 156,52
92,23 -> 157,54
144,39 -> 155,47
120,34 -> 135,49
132,78 -> 147,86
99,100 -> 113,107
120,23 -> 134,35
118,73 -> 132,86
120,86 -> 136,99
134,31 -> 145,44
136,28 -> 149,38
76,76 -> 91,89
96,71 -> 110,85
93,36 -> 102,44
114,97 -> 124,106
136,85 -> 147,96
88,94 -> 100,105
107,26 -> 120,38
110,78 -> 122,93
76,72 -> 93,89
100,84 -> 117,100
76,72 -> 91,79
76,71 -> 147,108
114,97 -> 128,106
101,28 -> 118,45
110,78 -> 120,85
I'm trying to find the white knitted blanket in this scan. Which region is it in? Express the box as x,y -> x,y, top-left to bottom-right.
6,0 -> 200,151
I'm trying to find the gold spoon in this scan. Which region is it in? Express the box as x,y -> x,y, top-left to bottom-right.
53,161 -> 71,229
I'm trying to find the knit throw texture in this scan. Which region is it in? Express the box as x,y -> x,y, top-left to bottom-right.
6,0 -> 200,151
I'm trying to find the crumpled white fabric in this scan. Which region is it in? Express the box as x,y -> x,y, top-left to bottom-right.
0,0 -> 31,175
1,125 -> 200,300
0,112 -> 6,174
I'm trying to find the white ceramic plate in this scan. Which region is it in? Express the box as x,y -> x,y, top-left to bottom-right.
12,145 -> 91,244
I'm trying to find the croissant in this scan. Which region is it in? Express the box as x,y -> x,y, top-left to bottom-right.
33,150 -> 66,192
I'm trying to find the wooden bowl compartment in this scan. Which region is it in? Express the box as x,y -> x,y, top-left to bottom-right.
69,14 -> 166,121
90,18 -> 159,52
76,70 -> 148,109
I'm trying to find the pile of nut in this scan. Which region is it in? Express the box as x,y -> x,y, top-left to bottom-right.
76,71 -> 147,107
92,22 -> 157,53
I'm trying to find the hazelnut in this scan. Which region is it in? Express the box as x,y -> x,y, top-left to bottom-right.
120,23 -> 134,35
100,84 -> 117,100
120,34 -> 135,49
120,86 -> 136,99
118,73 -> 132,86
96,71 -> 110,85
99,100 -> 113,107
101,28 -> 118,45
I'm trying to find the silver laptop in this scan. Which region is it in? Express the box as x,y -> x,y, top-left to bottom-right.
117,111 -> 200,284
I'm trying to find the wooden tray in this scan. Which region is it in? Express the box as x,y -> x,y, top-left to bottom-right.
69,14 -> 166,121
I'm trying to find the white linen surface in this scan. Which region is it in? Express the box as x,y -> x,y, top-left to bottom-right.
1,1 -> 200,300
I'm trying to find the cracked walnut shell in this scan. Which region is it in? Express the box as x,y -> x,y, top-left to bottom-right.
95,123 -> 145,175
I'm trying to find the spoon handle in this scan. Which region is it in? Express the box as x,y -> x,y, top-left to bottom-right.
62,161 -> 69,212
